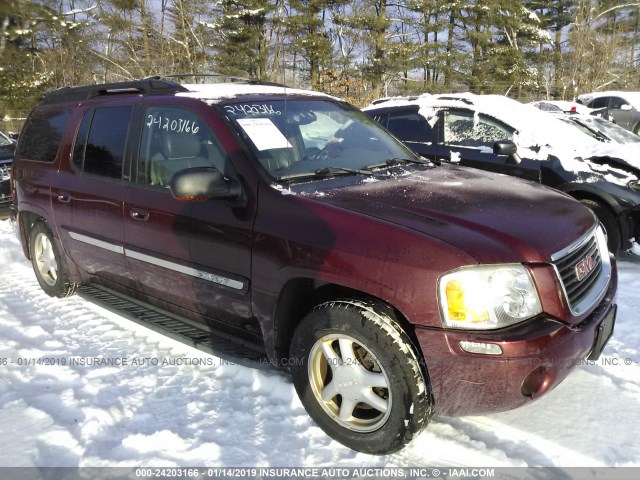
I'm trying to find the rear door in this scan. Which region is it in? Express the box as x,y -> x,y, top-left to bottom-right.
51,100 -> 138,290
124,98 -> 257,332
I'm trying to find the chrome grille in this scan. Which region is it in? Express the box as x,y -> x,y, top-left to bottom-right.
552,227 -> 611,316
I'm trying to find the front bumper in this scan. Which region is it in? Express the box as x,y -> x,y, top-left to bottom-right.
416,259 -> 618,417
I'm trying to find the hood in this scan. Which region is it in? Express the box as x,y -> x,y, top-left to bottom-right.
292,165 -> 596,264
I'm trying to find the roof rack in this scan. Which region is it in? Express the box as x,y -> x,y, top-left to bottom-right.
145,73 -> 288,88
41,78 -> 189,105
437,95 -> 474,105
370,95 -> 419,105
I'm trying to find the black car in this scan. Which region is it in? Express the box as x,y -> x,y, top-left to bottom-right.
0,129 -> 16,219
364,93 -> 640,256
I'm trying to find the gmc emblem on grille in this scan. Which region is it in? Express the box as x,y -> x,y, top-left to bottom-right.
575,254 -> 597,281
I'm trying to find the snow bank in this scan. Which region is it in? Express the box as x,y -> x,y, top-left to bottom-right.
0,219 -> 638,467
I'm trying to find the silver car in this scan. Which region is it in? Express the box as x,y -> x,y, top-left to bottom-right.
578,91 -> 640,136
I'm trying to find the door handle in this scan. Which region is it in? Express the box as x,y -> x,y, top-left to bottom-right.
57,192 -> 71,203
129,208 -> 149,221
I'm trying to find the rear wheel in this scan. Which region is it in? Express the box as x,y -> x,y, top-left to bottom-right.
30,221 -> 78,298
579,199 -> 620,254
289,299 -> 433,454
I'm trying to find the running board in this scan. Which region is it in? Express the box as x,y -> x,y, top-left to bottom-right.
78,284 -> 269,368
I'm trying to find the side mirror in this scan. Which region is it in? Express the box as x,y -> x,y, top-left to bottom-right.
493,140 -> 521,165
170,167 -> 241,201
620,104 -> 633,111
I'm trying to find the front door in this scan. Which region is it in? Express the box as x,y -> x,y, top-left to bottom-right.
124,99 -> 256,332
436,108 -> 541,183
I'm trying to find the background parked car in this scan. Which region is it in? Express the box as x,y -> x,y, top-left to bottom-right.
364,93 -> 640,256
530,100 -> 595,115
554,112 -> 640,145
577,91 -> 640,135
0,129 -> 16,219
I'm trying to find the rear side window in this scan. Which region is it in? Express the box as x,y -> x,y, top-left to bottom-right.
82,107 -> 132,179
387,112 -> 433,143
16,109 -> 71,163
589,97 -> 608,109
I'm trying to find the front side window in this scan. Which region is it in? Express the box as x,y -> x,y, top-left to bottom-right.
137,106 -> 229,187
608,97 -> 628,110
443,110 -> 513,148
83,107 -> 132,179
219,99 -> 416,180
16,109 -> 71,163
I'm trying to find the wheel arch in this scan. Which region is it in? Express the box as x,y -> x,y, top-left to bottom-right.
19,210 -> 82,283
564,188 -> 636,252
271,277 -> 427,376
562,185 -> 624,215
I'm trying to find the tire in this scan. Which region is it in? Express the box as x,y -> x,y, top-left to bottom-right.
579,199 -> 620,254
289,299 -> 434,454
29,220 -> 78,298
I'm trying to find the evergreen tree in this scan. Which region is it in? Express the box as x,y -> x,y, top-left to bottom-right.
212,0 -> 275,80
286,0 -> 343,89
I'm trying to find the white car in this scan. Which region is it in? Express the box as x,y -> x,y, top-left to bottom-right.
530,100 -> 595,116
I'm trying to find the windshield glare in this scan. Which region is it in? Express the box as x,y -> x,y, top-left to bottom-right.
587,117 -> 640,144
0,131 -> 12,146
220,99 -> 417,180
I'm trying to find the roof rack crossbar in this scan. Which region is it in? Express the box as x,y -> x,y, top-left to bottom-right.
41,79 -> 189,105
146,73 -> 287,88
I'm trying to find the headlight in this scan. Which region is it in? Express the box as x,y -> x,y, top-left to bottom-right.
628,180 -> 640,192
438,264 -> 542,330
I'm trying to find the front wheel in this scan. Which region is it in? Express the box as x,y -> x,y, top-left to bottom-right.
289,299 -> 433,454
30,220 -> 78,298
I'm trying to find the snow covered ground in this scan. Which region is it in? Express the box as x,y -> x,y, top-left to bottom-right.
0,218 -> 639,468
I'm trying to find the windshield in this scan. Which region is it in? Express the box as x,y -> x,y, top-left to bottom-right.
219,98 -> 418,180
586,117 -> 640,144
0,130 -> 13,147
559,116 -> 640,144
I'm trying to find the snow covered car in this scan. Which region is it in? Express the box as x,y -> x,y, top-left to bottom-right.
0,129 -> 16,219
11,78 -> 617,454
577,91 -> 640,135
530,100 -> 595,116
365,93 -> 640,256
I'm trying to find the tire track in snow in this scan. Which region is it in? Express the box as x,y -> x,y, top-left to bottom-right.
0,228 -> 327,466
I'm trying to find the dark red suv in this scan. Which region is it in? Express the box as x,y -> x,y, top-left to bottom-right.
11,78 -> 617,454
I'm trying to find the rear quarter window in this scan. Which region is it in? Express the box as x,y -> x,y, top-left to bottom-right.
16,108 -> 71,163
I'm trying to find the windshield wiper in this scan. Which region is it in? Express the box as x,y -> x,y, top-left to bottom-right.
364,156 -> 436,170
277,166 -> 379,182
316,166 -> 376,176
